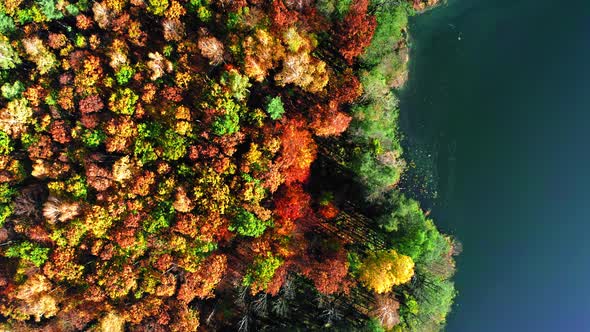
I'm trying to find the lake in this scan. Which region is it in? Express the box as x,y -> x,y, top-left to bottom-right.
400,0 -> 590,330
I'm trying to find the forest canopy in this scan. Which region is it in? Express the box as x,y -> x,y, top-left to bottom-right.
0,0 -> 454,331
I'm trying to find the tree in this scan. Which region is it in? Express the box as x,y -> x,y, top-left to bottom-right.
0,35 -> 20,69
266,96 -> 285,120
358,249 -> 414,294
5,241 -> 51,267
1,80 -> 25,100
1,274 -> 61,322
177,254 -> 227,302
243,254 -> 283,294
230,208 -> 273,237
278,118 -> 317,184
371,294 -> 400,330
335,0 -> 376,64
0,98 -> 33,138
198,29 -> 224,65
360,3 -> 411,67
273,184 -> 310,221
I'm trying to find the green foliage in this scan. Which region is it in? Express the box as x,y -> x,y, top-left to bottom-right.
379,193 -> 450,266
65,175 -> 88,199
0,203 -> 12,227
66,4 -> 80,16
0,36 -> 21,69
115,65 -> 135,85
212,107 -> 240,136
37,0 -> 64,21
0,13 -> 15,34
144,201 -> 174,233
401,278 -> 456,331
135,123 -> 187,162
266,96 -> 285,120
74,34 -> 86,48
226,6 -> 250,30
5,241 -> 50,267
229,209 -> 272,237
0,183 -> 15,204
361,3 -> 411,66
316,0 -> 353,19
347,251 -> 362,277
134,135 -> 158,165
161,129 -> 187,161
1,80 -> 25,100
351,150 -> 401,197
188,0 -> 212,22
221,70 -> 251,101
362,318 -> 386,332
81,129 -> 106,148
242,254 -> 283,289
0,131 -> 13,155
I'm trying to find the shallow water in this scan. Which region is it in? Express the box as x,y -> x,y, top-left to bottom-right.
400,0 -> 590,330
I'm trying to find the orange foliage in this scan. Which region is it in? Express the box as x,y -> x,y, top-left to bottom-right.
273,184 -> 311,221
277,118 -> 317,184
177,254 -> 227,303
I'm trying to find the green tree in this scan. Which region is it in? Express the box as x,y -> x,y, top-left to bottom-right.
229,209 -> 272,237
0,36 -> 21,69
5,241 -> 50,267
81,129 -> 106,148
0,131 -> 13,155
160,129 -> 187,161
243,254 -> 283,292
115,65 -> 135,85
266,96 -> 285,120
144,201 -> 175,234
0,203 -> 12,227
221,70 -> 251,101
0,13 -> 16,34
361,3 -> 411,66
316,0 -> 353,19
1,80 -> 25,100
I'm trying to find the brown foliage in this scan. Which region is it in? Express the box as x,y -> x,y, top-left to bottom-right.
177,254 -> 227,303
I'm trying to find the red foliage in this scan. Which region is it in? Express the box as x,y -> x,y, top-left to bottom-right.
300,243 -> 350,294
318,201 -> 339,220
331,69 -> 363,105
336,0 -> 377,64
271,0 -> 298,28
273,184 -> 311,221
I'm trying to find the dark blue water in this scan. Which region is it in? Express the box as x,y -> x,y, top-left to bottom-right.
401,0 -> 590,331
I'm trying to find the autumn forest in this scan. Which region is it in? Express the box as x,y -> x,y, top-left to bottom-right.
0,0 -> 457,330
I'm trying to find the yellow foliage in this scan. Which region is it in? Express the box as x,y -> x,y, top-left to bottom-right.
0,98 -> 33,138
243,29 -> 285,81
359,250 -> 415,294
100,312 -> 125,332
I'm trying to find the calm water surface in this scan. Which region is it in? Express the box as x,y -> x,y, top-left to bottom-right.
401,0 -> 590,330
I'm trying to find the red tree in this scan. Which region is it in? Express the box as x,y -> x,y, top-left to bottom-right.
336,0 -> 377,64
273,184 -> 311,221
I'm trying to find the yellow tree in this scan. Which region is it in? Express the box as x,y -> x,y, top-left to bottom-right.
358,249 -> 414,294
